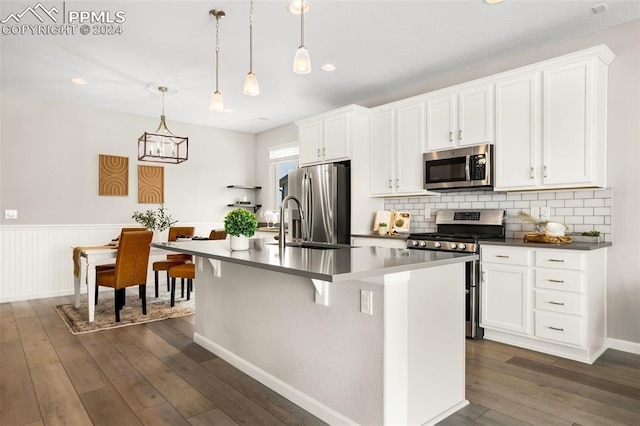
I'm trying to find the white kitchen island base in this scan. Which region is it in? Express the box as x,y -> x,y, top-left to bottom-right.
193,257 -> 467,425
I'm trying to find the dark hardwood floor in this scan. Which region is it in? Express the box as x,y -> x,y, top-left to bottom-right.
1,295 -> 639,425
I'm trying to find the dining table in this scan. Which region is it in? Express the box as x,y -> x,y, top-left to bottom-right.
73,245 -> 167,322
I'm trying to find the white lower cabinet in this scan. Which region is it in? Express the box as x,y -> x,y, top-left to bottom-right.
480,245 -> 607,364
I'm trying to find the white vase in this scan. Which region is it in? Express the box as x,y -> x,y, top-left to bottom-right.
230,235 -> 250,251
378,227 -> 388,235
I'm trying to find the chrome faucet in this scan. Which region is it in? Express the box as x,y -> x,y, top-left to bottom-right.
279,195 -> 306,250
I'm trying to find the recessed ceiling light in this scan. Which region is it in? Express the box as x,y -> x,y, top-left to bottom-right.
321,64 -> 336,72
483,0 -> 505,4
592,2 -> 609,14
288,0 -> 310,14
70,77 -> 87,85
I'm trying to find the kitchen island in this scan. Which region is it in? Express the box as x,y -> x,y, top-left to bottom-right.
153,238 -> 477,425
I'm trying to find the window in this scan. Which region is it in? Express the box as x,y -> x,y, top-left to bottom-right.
269,144 -> 299,210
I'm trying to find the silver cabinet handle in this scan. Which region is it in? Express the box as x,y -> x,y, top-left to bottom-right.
530,166 -> 535,179
495,255 -> 510,258
543,165 -> 548,178
548,279 -> 565,283
388,179 -> 393,189
317,148 -> 321,157
396,178 -> 400,188
548,259 -> 565,263
459,129 -> 463,141
547,301 -> 565,306
548,326 -> 564,332
449,131 -> 453,142
322,147 -> 326,156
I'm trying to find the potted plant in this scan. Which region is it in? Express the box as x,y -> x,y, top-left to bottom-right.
132,204 -> 178,240
378,222 -> 388,235
224,208 -> 258,250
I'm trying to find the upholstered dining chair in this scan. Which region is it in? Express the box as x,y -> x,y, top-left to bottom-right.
152,226 -> 195,298
168,229 -> 227,307
95,230 -> 153,322
95,227 -> 147,274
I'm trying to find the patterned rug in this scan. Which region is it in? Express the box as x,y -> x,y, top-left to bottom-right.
55,289 -> 194,335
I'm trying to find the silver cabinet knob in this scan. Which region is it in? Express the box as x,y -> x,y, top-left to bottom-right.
458,243 -> 466,250
419,241 -> 427,247
434,242 -> 441,248
450,243 -> 457,249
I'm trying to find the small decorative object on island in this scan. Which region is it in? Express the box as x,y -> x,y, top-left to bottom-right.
132,204 -> 178,241
224,208 -> 258,250
378,222 -> 388,235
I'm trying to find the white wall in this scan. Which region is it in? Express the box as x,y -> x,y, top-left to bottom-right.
0,92 -> 257,301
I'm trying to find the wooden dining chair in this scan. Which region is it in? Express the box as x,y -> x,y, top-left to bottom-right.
152,226 -> 195,298
95,230 -> 153,322
168,230 -> 227,306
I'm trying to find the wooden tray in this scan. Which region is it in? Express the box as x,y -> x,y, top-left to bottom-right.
524,233 -> 573,245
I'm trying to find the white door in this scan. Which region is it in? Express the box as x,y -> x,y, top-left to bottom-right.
323,112 -> 350,162
369,110 -> 395,196
395,102 -> 426,194
426,93 -> 455,151
542,59 -> 594,187
299,121 -> 323,165
481,264 -> 531,335
458,83 -> 493,147
494,72 -> 541,190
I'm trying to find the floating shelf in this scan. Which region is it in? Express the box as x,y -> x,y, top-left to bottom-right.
227,185 -> 262,213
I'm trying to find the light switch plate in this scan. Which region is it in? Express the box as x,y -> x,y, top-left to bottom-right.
540,207 -> 551,221
4,209 -> 17,219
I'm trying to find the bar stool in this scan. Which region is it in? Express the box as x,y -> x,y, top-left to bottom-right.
152,226 -> 195,298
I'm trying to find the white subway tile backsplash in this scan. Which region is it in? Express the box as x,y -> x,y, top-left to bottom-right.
383,189 -> 612,242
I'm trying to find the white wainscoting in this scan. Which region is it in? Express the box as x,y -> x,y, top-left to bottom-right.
0,223 -> 222,303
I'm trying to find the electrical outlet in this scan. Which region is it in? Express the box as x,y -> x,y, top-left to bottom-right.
540,207 -> 551,221
360,290 -> 373,315
4,209 -> 17,220
530,207 -> 540,220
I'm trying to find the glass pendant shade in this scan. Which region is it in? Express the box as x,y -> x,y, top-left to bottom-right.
293,46 -> 312,74
210,91 -> 224,111
243,72 -> 260,96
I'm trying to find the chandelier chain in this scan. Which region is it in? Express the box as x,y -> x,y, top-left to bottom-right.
300,0 -> 305,47
249,0 -> 254,72
215,15 -> 220,92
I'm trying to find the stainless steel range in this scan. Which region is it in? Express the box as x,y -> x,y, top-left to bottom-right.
407,209 -> 505,339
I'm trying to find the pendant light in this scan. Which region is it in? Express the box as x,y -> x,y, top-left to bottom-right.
292,0 -> 311,74
243,0 -> 260,96
138,86 -> 188,164
209,9 -> 225,111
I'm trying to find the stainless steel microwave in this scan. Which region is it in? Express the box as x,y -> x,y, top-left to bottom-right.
423,144 -> 493,191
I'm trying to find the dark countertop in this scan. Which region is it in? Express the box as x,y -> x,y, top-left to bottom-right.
481,239 -> 611,251
152,238 -> 477,283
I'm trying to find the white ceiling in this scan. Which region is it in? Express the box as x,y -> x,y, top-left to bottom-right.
1,0 -> 639,134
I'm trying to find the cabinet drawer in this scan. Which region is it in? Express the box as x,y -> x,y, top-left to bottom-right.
535,269 -> 583,293
534,312 -> 583,346
482,247 -> 531,266
535,290 -> 582,316
535,251 -> 583,270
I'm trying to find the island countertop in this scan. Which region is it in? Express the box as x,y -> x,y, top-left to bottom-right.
152,238 -> 477,283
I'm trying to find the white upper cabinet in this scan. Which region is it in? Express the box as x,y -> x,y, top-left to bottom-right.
370,100 -> 429,196
426,82 -> 493,151
297,105 -> 368,166
494,45 -> 614,191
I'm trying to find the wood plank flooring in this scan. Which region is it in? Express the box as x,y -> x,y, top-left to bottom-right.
1,296 -> 639,425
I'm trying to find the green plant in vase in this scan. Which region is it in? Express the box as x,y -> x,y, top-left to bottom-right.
132,204 -> 178,232
224,208 -> 258,250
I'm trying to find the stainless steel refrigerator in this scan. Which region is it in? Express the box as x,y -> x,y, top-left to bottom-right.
287,163 -> 350,244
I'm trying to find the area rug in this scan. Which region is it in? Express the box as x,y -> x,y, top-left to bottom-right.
55,291 -> 194,335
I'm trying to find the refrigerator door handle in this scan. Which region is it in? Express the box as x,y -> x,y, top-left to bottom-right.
305,172 -> 313,241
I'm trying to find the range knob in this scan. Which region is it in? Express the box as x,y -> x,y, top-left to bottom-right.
419,241 -> 427,247
411,240 -> 419,246
458,243 -> 466,250
434,242 -> 441,248
450,243 -> 457,249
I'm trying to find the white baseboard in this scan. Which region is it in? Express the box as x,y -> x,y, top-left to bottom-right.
0,289 -> 73,304
193,332 -> 358,426
607,337 -> 640,355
